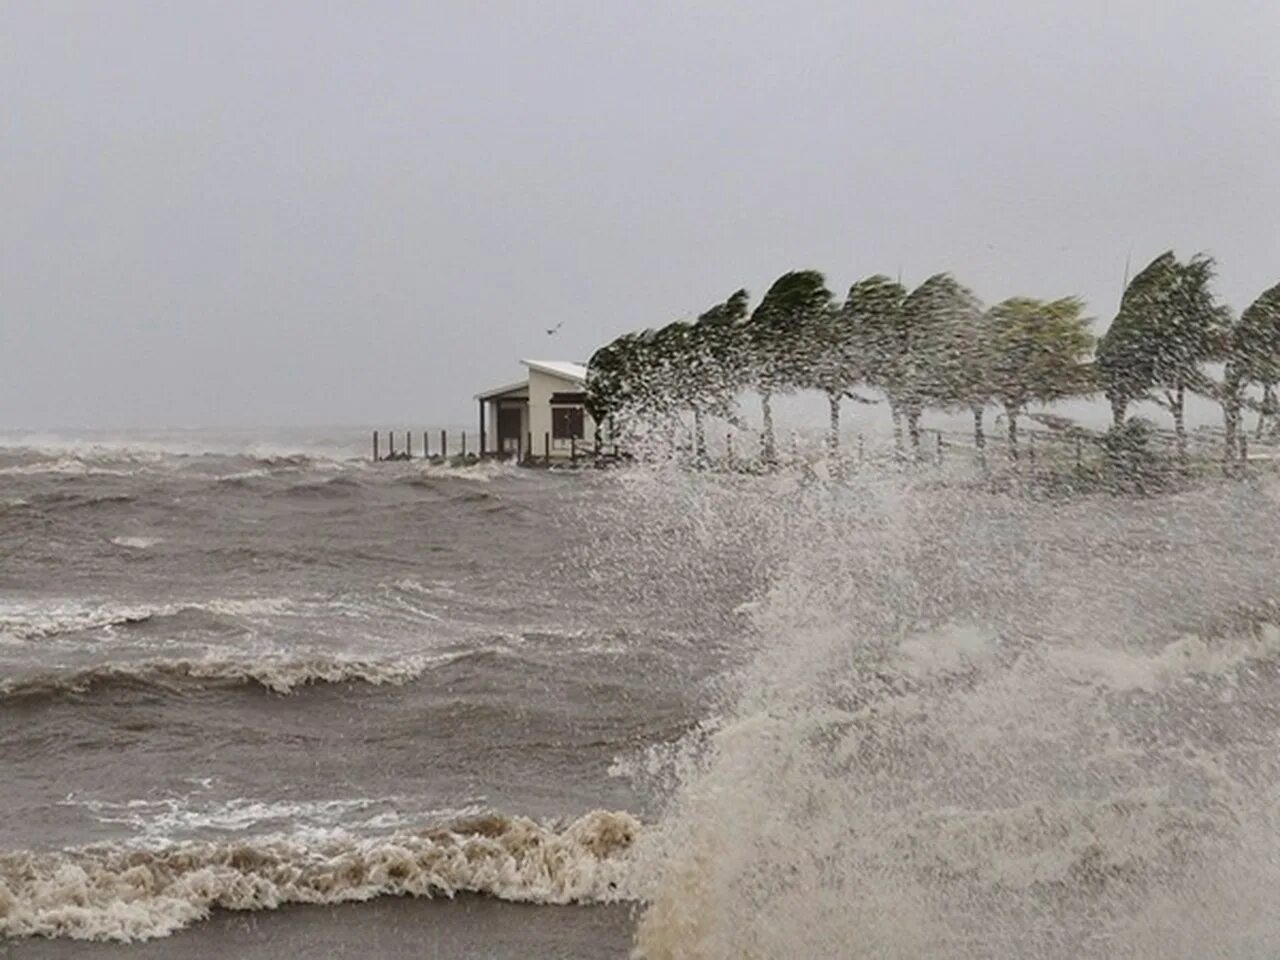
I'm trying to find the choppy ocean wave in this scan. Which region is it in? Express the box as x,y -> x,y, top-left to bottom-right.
0,810 -> 641,942
0,649 -> 467,698
0,597 -> 294,644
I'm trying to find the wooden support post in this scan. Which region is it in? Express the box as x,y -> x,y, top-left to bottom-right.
544,431 -> 550,463
570,437 -> 577,463
461,431 -> 467,458
478,399 -> 486,457
389,431 -> 396,458
406,431 -> 412,458
441,429 -> 447,459
423,431 -> 429,459
373,431 -> 379,462
527,432 -> 533,464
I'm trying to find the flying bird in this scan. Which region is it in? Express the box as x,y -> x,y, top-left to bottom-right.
546,320 -> 565,336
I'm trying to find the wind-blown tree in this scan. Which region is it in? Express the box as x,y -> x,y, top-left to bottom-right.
1097,251 -> 1226,458
689,289 -> 752,453
985,297 -> 1095,461
897,273 -> 979,456
845,275 -> 909,454
1217,282 -> 1280,462
586,332 -> 648,446
746,270 -> 833,462
1096,253 -> 1174,427
794,300 -> 865,456
920,277 -> 990,456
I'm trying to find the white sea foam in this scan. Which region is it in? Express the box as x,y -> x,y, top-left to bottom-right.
62,792 -> 485,838
0,810 -> 640,942
0,596 -> 294,644
110,536 -> 162,550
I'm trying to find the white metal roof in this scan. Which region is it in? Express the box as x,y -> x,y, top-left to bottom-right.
521,359 -> 588,383
473,379 -> 530,401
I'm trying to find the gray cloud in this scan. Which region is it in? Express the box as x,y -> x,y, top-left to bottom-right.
2,0 -> 1278,428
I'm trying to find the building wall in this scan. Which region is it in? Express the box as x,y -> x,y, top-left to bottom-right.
527,368 -> 596,458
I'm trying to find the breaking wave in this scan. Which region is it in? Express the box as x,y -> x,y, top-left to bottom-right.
0,650 -> 466,699
0,810 -> 640,942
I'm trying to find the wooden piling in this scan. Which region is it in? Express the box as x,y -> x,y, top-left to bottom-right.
406,431 -> 412,458
373,431 -> 379,462
441,430 -> 447,458
461,432 -> 467,458
423,431 -> 429,459
389,431 -> 396,458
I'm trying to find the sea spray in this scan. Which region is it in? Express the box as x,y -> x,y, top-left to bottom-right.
594,466 -> 1280,959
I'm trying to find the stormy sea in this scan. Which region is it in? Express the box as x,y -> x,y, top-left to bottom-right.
3,428 -> 1280,959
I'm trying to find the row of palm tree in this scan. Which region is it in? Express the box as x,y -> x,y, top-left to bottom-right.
585,253 -> 1280,465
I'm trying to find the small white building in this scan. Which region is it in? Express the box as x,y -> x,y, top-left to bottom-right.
475,360 -> 599,459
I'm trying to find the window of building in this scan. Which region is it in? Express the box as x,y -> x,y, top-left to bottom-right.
551,405 -> 585,440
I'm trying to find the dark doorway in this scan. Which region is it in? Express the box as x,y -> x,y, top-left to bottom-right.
497,403 -> 524,454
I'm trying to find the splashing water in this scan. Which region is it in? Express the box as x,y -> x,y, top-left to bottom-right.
597,465 -> 1280,960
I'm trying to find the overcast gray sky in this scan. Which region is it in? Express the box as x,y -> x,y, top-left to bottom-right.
2,0 -> 1278,429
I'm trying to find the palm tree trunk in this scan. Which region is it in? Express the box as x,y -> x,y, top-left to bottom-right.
1223,397 -> 1240,468
1172,384 -> 1187,462
1006,405 -> 1020,462
827,392 -> 841,457
1258,385 -> 1276,439
761,390 -> 776,464
1109,395 -> 1126,429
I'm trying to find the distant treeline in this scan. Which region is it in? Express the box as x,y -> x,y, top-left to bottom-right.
585,252 -> 1280,464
